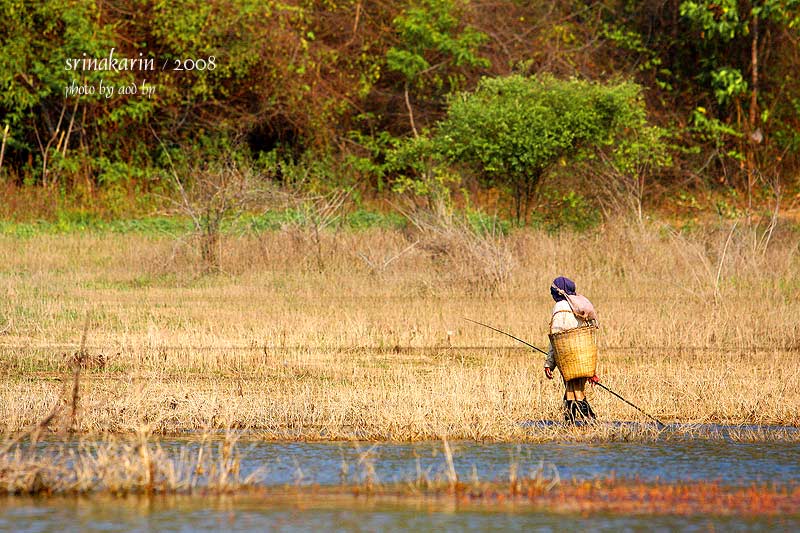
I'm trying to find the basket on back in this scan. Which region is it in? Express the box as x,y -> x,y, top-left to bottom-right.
548,325 -> 598,381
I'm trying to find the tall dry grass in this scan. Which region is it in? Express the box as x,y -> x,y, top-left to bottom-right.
0,217 -> 798,438
0,428 -> 259,495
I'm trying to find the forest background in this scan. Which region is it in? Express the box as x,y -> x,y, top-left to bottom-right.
1,0 -> 799,235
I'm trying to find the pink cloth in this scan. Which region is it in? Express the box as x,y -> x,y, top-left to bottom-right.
566,294 -> 597,321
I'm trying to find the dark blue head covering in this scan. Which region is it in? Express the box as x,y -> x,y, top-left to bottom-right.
550,276 -> 576,302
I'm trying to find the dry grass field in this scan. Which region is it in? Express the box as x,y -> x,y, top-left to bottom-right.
1,217 -> 798,439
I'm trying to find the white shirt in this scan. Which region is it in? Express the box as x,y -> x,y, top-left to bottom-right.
545,299 -> 589,369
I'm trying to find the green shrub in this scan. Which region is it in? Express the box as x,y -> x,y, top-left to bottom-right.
433,74 -> 649,222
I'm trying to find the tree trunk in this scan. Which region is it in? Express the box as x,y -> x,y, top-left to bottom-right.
746,14 -> 760,213
201,228 -> 220,272
404,82 -> 418,137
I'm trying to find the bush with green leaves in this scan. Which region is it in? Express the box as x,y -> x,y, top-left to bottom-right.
432,74 -> 648,222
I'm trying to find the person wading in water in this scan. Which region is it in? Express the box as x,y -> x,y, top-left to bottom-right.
544,276 -> 599,422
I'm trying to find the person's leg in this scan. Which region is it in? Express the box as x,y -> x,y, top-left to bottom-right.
562,379 -> 571,422
579,399 -> 596,419
564,378 -> 587,422
566,378 -> 587,401
565,378 -> 596,421
573,378 -> 596,419
563,398 -> 579,422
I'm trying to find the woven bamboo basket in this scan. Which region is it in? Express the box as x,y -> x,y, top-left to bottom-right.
548,325 -> 598,381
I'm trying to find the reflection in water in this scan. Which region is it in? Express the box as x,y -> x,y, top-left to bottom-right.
1,493 -> 798,532
2,436 -> 799,531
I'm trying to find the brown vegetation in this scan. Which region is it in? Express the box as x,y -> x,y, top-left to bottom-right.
0,430 -> 257,496
0,219 -> 798,439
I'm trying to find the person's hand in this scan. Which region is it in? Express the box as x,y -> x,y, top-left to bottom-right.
589,374 -> 600,384
544,367 -> 554,379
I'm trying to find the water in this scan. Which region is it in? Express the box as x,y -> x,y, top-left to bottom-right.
2,434 -> 799,531
159,430 -> 800,487
1,495 -> 796,532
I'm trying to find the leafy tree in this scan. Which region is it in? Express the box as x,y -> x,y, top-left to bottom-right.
385,0 -> 489,135
679,0 -> 800,207
0,0 -> 359,186
0,0 -> 143,183
433,74 -> 647,222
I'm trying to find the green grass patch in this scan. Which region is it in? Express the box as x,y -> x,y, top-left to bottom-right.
0,208 -> 409,237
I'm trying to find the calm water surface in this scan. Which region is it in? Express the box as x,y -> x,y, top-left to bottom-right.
2,431 -> 798,531
218,438 -> 800,486
1,493 -> 797,532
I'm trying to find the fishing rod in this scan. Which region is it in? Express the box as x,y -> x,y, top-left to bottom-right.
464,317 -> 667,430
463,317 -> 549,356
591,381 -> 666,430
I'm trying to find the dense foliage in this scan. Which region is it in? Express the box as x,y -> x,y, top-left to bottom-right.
434,75 -> 647,220
1,0 -> 798,219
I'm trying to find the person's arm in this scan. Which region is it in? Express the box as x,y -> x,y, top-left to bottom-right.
544,304 -> 563,379
544,342 -> 556,379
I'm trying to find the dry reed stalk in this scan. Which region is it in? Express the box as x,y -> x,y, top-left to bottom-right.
0,427 -> 260,496
68,314 -> 91,434
442,438 -> 458,487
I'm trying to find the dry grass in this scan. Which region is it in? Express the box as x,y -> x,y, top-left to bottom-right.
0,430 -> 259,496
0,218 -> 798,439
